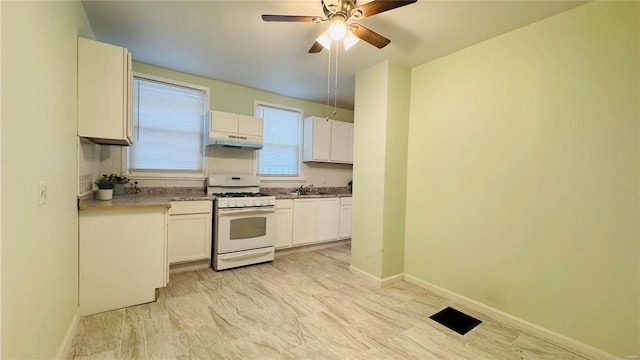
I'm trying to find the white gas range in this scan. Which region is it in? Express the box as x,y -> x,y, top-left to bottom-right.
207,175 -> 276,270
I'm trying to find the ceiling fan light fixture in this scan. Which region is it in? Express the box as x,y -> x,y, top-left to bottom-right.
316,30 -> 333,50
328,19 -> 347,40
343,30 -> 359,50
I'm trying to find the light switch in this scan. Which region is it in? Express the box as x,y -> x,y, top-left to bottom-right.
38,181 -> 47,206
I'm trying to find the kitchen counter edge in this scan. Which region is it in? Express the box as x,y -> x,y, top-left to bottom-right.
274,193 -> 352,200
78,194 -> 215,211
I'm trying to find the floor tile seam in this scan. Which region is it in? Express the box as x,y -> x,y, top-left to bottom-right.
116,311 -> 126,360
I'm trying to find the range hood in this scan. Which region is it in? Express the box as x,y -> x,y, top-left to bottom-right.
205,110 -> 264,149
207,132 -> 263,149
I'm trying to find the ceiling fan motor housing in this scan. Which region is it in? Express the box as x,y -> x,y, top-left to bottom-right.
323,0 -> 357,20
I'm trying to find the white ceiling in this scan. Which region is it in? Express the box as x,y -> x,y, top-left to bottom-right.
81,0 -> 587,110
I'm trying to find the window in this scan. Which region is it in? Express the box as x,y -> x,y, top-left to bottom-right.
127,74 -> 209,177
255,102 -> 303,177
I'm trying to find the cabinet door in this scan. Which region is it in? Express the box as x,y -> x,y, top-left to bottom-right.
78,38 -> 131,145
312,118 -> 332,161
168,213 -> 212,264
339,205 -> 352,239
292,199 -> 318,245
330,121 -> 353,163
125,51 -> 133,144
275,208 -> 292,249
238,115 -> 263,137
316,198 -> 340,242
210,111 -> 238,134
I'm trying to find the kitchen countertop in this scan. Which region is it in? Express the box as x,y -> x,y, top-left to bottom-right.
78,187 -> 351,209
78,192 -> 214,211
274,193 -> 352,200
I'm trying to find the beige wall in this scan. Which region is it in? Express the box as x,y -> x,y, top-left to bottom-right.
109,62 -> 355,188
1,1 -> 93,358
405,2 -> 639,357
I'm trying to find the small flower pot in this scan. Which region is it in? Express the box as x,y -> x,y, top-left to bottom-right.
96,189 -> 113,201
113,184 -> 125,196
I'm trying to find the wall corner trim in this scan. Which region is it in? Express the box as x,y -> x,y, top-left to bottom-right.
55,308 -> 80,360
404,274 -> 621,360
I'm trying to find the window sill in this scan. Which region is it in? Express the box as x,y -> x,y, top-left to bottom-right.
259,176 -> 306,182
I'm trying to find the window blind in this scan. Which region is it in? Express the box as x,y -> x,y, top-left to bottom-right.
256,104 -> 301,176
129,77 -> 206,173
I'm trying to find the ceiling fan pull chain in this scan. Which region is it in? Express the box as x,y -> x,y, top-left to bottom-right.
333,44 -> 339,116
326,41 -> 332,119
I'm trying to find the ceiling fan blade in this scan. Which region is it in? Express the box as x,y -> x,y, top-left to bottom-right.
261,15 -> 319,22
309,41 -> 324,53
352,0 -> 417,19
349,23 -> 390,49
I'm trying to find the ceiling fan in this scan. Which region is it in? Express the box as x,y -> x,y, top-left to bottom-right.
262,0 -> 417,53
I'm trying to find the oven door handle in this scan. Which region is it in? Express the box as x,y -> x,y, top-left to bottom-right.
218,207 -> 275,216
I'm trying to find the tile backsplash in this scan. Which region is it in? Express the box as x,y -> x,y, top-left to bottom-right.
77,138 -> 101,196
79,142 -> 352,191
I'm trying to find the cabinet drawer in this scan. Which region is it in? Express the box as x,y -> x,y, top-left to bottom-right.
276,199 -> 292,209
340,197 -> 352,206
169,201 -> 212,215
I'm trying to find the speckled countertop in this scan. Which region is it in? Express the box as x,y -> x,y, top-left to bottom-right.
261,187 -> 352,200
78,186 -> 351,210
78,188 -> 213,211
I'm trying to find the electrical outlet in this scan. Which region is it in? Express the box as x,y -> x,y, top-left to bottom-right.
38,181 -> 47,206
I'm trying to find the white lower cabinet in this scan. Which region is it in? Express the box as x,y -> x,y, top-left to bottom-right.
339,197 -> 352,239
290,197 -> 346,246
275,199 -> 293,249
79,207 -> 168,316
292,199 -> 318,246
316,198 -> 340,242
168,201 -> 212,264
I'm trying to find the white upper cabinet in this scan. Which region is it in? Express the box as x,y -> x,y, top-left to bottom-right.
210,111 -> 238,134
330,120 -> 353,163
207,111 -> 264,148
78,37 -> 132,146
237,115 -> 263,137
303,117 -> 353,164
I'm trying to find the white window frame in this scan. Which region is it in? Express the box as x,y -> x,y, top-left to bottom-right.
253,100 -> 305,182
122,72 -> 210,180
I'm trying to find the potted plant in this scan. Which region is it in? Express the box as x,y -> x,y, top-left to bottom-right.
95,174 -> 116,200
112,172 -> 130,196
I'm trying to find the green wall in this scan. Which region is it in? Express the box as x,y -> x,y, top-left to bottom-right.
381,63 -> 410,278
405,2 -> 639,357
1,1 -> 93,358
352,61 -> 410,279
133,62 -> 354,123
352,62 -> 388,276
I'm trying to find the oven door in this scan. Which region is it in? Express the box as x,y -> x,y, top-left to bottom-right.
215,207 -> 275,254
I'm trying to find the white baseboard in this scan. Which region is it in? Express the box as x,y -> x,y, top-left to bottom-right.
169,259 -> 210,274
348,265 -> 404,288
349,265 -> 382,286
55,307 -> 80,360
381,273 -> 404,287
403,274 -> 620,360
276,239 -> 350,257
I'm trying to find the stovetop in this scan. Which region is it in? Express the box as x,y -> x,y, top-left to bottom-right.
212,192 -> 271,198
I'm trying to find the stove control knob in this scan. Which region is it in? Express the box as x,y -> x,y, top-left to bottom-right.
229,201 -> 236,207
262,200 -> 268,206
238,200 -> 246,207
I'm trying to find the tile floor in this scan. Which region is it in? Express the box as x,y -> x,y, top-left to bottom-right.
68,242 -> 592,359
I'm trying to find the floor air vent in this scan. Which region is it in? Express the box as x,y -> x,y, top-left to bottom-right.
429,307 -> 482,335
